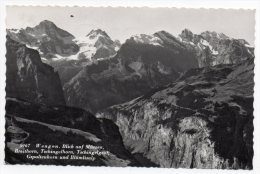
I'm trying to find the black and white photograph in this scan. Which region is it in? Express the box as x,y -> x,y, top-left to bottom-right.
1,1 -> 259,172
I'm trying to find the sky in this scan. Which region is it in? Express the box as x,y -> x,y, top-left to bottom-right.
6,6 -> 256,45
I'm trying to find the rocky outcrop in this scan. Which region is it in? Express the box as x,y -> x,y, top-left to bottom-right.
5,98 -> 140,166
6,36 -> 65,105
97,58 -> 254,169
7,20 -> 79,59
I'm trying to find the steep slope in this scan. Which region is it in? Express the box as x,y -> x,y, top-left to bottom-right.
97,58 -> 254,169
64,31 -> 197,113
7,20 -> 79,59
6,36 -> 65,105
178,29 -> 254,67
5,98 -> 140,166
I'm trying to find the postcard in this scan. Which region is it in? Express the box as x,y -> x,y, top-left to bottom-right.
1,1 -> 258,172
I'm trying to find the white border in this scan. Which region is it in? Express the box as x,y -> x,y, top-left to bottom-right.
0,1 -> 259,174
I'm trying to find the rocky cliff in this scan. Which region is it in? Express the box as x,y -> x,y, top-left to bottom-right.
6,36 -> 65,105
97,58 -> 254,169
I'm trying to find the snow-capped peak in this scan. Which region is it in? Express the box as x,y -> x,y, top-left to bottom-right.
131,34 -> 163,46
38,20 -> 57,28
69,34 -> 101,61
8,28 -> 21,34
86,29 -> 110,39
201,31 -> 229,40
63,29 -> 119,61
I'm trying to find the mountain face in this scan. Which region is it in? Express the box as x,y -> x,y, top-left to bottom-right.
178,29 -> 254,67
63,31 -> 199,113
6,36 -> 65,105
5,98 -> 140,166
7,20 -> 79,59
97,58 -> 254,169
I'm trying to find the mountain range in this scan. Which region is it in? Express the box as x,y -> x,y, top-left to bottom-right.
6,20 -> 254,168
7,20 -> 120,62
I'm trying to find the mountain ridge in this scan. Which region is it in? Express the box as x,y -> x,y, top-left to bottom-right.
7,21 -> 255,114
